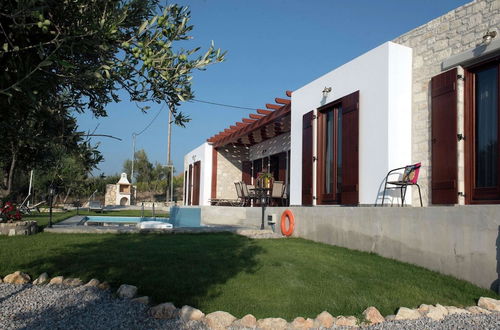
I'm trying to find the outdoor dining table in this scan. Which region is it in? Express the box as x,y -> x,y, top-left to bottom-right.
250,187 -> 271,229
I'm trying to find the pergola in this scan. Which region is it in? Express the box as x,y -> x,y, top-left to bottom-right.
207,91 -> 292,148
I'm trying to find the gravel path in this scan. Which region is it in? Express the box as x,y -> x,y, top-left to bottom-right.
363,313 -> 500,329
1,283 -> 499,329
0,283 -> 207,330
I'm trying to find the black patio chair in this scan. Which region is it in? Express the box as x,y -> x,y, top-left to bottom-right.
380,162 -> 422,207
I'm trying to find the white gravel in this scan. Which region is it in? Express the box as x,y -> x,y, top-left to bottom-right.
0,283 -> 207,330
1,283 -> 499,329
362,313 -> 500,329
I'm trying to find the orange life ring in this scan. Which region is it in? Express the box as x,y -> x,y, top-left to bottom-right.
280,210 -> 295,237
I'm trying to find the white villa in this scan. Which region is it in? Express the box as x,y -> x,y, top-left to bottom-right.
185,0 -> 500,208
180,1 -> 500,293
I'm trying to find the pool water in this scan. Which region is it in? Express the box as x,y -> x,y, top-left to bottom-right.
84,216 -> 169,224
83,210 -> 202,228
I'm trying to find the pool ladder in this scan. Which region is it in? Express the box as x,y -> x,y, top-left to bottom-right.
141,202 -> 156,220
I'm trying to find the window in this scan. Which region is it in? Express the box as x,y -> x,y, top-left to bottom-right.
465,59 -> 500,203
317,104 -> 342,204
316,91 -> 359,205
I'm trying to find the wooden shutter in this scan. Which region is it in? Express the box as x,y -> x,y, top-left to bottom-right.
252,159 -> 262,184
184,171 -> 188,205
188,164 -> 192,205
192,161 -> 201,205
341,91 -> 359,205
242,161 -> 252,184
431,68 -> 458,204
278,152 -> 287,181
302,110 -> 314,205
211,148 -> 218,199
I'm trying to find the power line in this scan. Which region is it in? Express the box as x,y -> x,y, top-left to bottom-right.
191,98 -> 257,111
133,103 -> 167,137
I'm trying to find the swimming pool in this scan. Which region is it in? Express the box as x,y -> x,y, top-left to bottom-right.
83,211 -> 201,228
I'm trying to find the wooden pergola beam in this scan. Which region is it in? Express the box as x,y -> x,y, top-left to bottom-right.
275,97 -> 290,105
257,109 -> 273,115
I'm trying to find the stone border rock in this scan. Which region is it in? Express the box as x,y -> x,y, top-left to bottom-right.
2,270 -> 500,329
0,221 -> 38,236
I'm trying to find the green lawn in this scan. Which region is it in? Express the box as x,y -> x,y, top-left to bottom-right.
0,233 -> 497,320
23,209 -> 168,228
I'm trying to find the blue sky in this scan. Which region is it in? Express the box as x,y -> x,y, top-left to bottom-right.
76,0 -> 469,176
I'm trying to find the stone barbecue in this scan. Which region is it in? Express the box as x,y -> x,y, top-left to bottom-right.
104,173 -> 136,206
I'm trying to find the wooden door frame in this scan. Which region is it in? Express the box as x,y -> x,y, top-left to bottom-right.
316,100 -> 341,205
464,57 -> 500,204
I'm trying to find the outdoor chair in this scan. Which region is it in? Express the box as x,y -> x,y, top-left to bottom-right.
234,181 -> 246,206
380,162 -> 422,207
241,183 -> 256,206
19,200 -> 45,214
270,181 -> 286,206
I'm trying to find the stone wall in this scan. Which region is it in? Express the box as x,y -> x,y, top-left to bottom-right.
104,184 -> 117,206
216,145 -> 248,199
0,221 -> 38,236
392,0 -> 500,205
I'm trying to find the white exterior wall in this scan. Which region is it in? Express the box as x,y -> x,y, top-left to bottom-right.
183,142 -> 213,206
290,42 -> 412,205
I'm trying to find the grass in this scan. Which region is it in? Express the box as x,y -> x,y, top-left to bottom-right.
0,232 -> 497,320
22,209 -> 168,228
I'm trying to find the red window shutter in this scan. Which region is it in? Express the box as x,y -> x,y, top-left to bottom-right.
192,161 -> 201,205
242,161 -> 252,184
188,164 -> 192,205
184,170 -> 188,205
278,152 -> 287,181
341,91 -> 359,205
302,110 -> 314,205
431,68 -> 458,204
211,148 -> 218,199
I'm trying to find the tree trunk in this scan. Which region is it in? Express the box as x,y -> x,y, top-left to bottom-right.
63,188 -> 72,204
6,150 -> 17,196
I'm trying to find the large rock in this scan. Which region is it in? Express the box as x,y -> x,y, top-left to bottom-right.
424,304 -> 448,321
395,307 -> 421,320
291,317 -> 314,329
33,272 -> 49,285
363,306 -> 384,324
466,306 -> 492,314
417,304 -> 432,314
233,314 -> 257,328
204,311 -> 236,330
84,279 -> 100,287
150,303 -> 178,319
180,305 -> 204,322
385,315 -> 396,321
97,281 -> 110,290
49,276 -> 64,285
445,306 -> 470,315
131,296 -> 151,305
3,271 -> 31,284
478,297 -> 500,312
335,316 -> 357,327
63,278 -> 83,286
117,284 -> 137,299
256,317 -> 288,330
315,311 -> 335,328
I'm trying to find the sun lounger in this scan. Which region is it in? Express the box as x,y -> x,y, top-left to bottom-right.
88,200 -> 104,212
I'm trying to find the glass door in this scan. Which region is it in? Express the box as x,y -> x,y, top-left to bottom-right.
317,105 -> 342,204
469,62 -> 500,202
